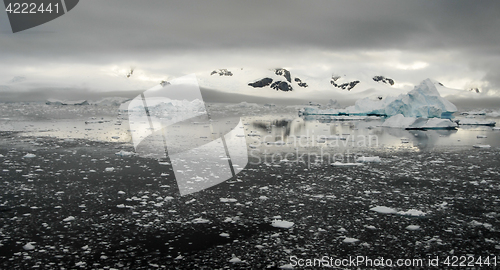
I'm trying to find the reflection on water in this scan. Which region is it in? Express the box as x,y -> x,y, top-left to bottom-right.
244,114 -> 499,152
1,108 -> 498,152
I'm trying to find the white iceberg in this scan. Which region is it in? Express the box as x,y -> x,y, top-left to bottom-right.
348,79 -> 458,118
456,118 -> 496,126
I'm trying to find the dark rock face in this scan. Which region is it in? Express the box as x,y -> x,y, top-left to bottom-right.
294,78 -> 308,88
248,78 -> 273,88
469,87 -> 480,93
330,75 -> 360,91
247,68 -> 308,92
211,69 -> 233,76
373,76 -> 395,85
275,69 -> 291,83
270,81 -> 293,91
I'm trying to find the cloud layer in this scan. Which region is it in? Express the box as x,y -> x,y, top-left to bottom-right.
1,0 -> 499,99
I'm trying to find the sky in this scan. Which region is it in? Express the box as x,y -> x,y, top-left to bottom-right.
0,0 -> 500,102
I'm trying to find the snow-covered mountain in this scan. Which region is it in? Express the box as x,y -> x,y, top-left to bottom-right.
196,68 -> 479,102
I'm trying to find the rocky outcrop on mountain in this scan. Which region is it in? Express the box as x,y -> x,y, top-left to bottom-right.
330,75 -> 360,91
373,76 -> 395,86
270,81 -> 293,91
248,78 -> 273,88
246,68 -> 307,92
211,69 -> 233,76
275,68 -> 291,82
468,87 -> 481,93
294,78 -> 308,88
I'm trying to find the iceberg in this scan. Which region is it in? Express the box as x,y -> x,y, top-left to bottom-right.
347,79 -> 458,118
456,118 -> 496,126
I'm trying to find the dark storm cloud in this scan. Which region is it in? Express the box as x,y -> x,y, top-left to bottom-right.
2,0 -> 499,57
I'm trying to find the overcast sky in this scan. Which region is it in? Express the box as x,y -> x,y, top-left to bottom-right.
1,0 -> 499,101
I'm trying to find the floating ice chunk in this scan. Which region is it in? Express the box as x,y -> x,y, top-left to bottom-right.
405,225 -> 421,231
398,209 -> 426,217
192,218 -> 210,224
356,156 -> 381,163
116,204 -> 126,208
331,162 -> 363,167
118,191 -> 126,195
279,264 -> 294,269
473,145 -> 491,148
63,216 -> 75,222
23,243 -> 35,251
219,233 -> 230,238
343,237 -> 359,243
477,135 -> 487,138
457,118 -> 496,126
115,150 -> 136,157
220,198 -> 237,203
229,255 -> 244,263
370,206 -> 397,214
104,167 -> 115,172
75,261 -> 86,267
23,153 -> 36,158
271,220 -> 294,229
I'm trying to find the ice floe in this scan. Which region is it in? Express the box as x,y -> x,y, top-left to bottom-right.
22,243 -> 35,251
473,145 -> 491,148
271,220 -> 294,229
343,237 -> 359,243
331,162 -> 363,167
405,225 -> 421,231
356,156 -> 381,163
62,216 -> 75,222
398,209 -> 426,217
370,206 -> 397,214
